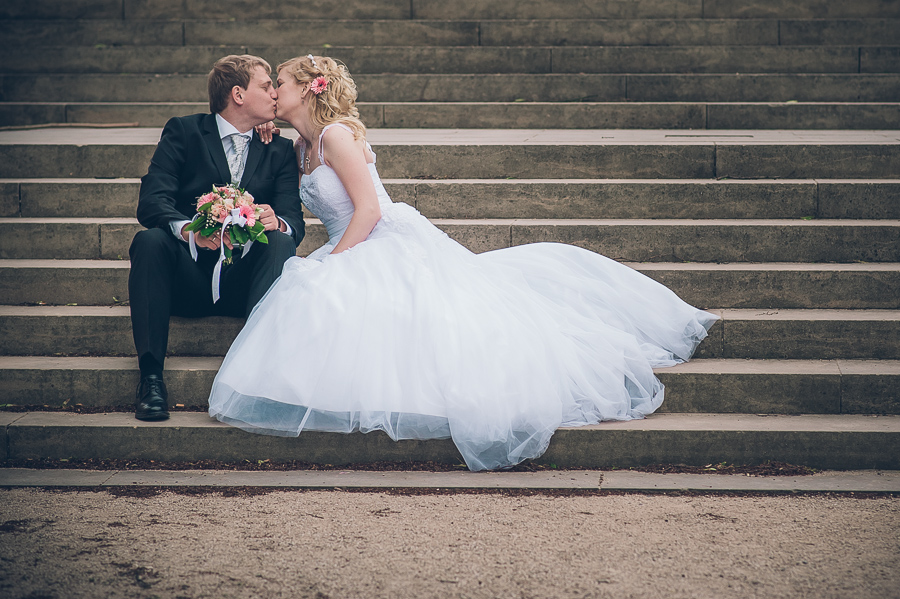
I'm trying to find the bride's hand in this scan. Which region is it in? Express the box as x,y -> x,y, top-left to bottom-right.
254,121 -> 280,144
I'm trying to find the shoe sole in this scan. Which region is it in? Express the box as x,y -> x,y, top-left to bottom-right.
134,413 -> 170,422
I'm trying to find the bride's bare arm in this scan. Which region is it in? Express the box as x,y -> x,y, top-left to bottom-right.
325,126 -> 381,254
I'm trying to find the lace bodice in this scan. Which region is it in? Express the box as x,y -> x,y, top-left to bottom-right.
299,124 -> 392,241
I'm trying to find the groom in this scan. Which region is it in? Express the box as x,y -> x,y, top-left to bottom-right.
129,54 -> 303,421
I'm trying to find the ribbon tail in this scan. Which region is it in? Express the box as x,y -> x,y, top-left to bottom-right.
188,214 -> 202,261
211,256 -> 224,304
212,215 -> 233,303
241,239 -> 253,258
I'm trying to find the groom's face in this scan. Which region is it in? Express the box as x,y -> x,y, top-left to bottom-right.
241,66 -> 278,124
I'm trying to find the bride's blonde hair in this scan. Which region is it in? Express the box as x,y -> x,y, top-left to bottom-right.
277,55 -> 366,140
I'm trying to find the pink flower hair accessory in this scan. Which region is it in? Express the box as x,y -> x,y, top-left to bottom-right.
310,76 -> 328,95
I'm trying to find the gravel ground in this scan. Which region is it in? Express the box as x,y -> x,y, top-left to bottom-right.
0,488 -> 897,599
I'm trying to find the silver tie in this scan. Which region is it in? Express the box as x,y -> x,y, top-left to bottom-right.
228,133 -> 249,183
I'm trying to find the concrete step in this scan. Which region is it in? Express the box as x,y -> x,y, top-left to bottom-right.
779,19 -> 900,45
5,18 -> 898,47
5,73 -> 899,103
492,219 -> 900,263
7,469 -> 900,493
634,262 -> 900,310
3,0 -> 897,21
5,101 -> 900,130
0,0 -> 412,20
2,306 -> 898,361
411,0 -> 900,20
2,217 -> 898,263
0,18 -> 747,47
8,45 -> 898,75
2,410 -> 897,469
5,178 -> 898,220
0,357 -> 898,416
2,259 -> 898,309
2,128 -> 899,180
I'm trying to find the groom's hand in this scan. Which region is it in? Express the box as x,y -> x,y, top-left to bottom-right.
257,204 -> 285,232
181,225 -> 232,250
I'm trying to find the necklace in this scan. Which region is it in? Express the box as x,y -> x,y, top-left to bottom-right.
304,136 -> 318,174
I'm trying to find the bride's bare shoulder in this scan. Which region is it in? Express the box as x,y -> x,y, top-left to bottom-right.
321,124 -> 368,162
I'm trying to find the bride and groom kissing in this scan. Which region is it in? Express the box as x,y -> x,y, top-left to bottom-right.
130,53 -> 717,471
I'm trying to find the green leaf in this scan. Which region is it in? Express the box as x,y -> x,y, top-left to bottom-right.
232,227 -> 249,245
249,222 -> 269,243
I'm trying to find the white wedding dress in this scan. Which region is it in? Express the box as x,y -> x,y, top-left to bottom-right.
208,124 -> 718,471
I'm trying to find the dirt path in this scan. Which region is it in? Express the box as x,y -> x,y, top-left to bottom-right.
0,489 -> 897,598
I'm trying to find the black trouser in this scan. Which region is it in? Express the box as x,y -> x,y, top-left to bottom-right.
128,227 -> 297,377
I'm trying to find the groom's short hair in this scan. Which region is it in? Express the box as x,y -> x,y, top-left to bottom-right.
208,55 -> 272,114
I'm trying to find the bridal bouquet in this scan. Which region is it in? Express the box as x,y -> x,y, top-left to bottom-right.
184,184 -> 268,264
185,184 -> 269,303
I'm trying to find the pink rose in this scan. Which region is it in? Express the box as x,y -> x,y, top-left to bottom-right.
198,192 -> 216,207
236,191 -> 253,207
210,203 -> 227,223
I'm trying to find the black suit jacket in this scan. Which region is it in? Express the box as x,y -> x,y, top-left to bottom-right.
138,113 -> 304,246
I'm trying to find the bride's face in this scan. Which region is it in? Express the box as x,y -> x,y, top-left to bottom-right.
275,70 -> 306,124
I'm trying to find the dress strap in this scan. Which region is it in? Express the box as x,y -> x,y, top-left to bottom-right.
318,123 -> 355,165
317,122 -> 375,165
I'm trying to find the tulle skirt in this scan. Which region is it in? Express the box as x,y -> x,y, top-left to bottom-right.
208,202 -> 717,471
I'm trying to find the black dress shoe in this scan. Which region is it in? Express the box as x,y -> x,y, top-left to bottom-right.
135,374 -> 170,421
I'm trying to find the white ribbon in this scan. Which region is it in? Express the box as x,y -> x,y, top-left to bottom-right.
188,213 -> 202,262
190,209 -> 255,303
211,209 -> 255,303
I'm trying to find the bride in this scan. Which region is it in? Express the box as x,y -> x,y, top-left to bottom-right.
207,55 -> 718,471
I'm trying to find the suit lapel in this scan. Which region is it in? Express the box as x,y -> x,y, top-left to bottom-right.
202,114 -> 231,185
240,134 -> 263,188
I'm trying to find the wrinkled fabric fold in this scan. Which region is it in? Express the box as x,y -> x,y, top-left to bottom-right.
209,161 -> 717,471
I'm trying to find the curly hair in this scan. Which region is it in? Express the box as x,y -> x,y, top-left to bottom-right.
277,55 -> 366,140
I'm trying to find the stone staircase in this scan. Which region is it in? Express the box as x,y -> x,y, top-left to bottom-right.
3,0 -> 900,129
0,0 -> 898,469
